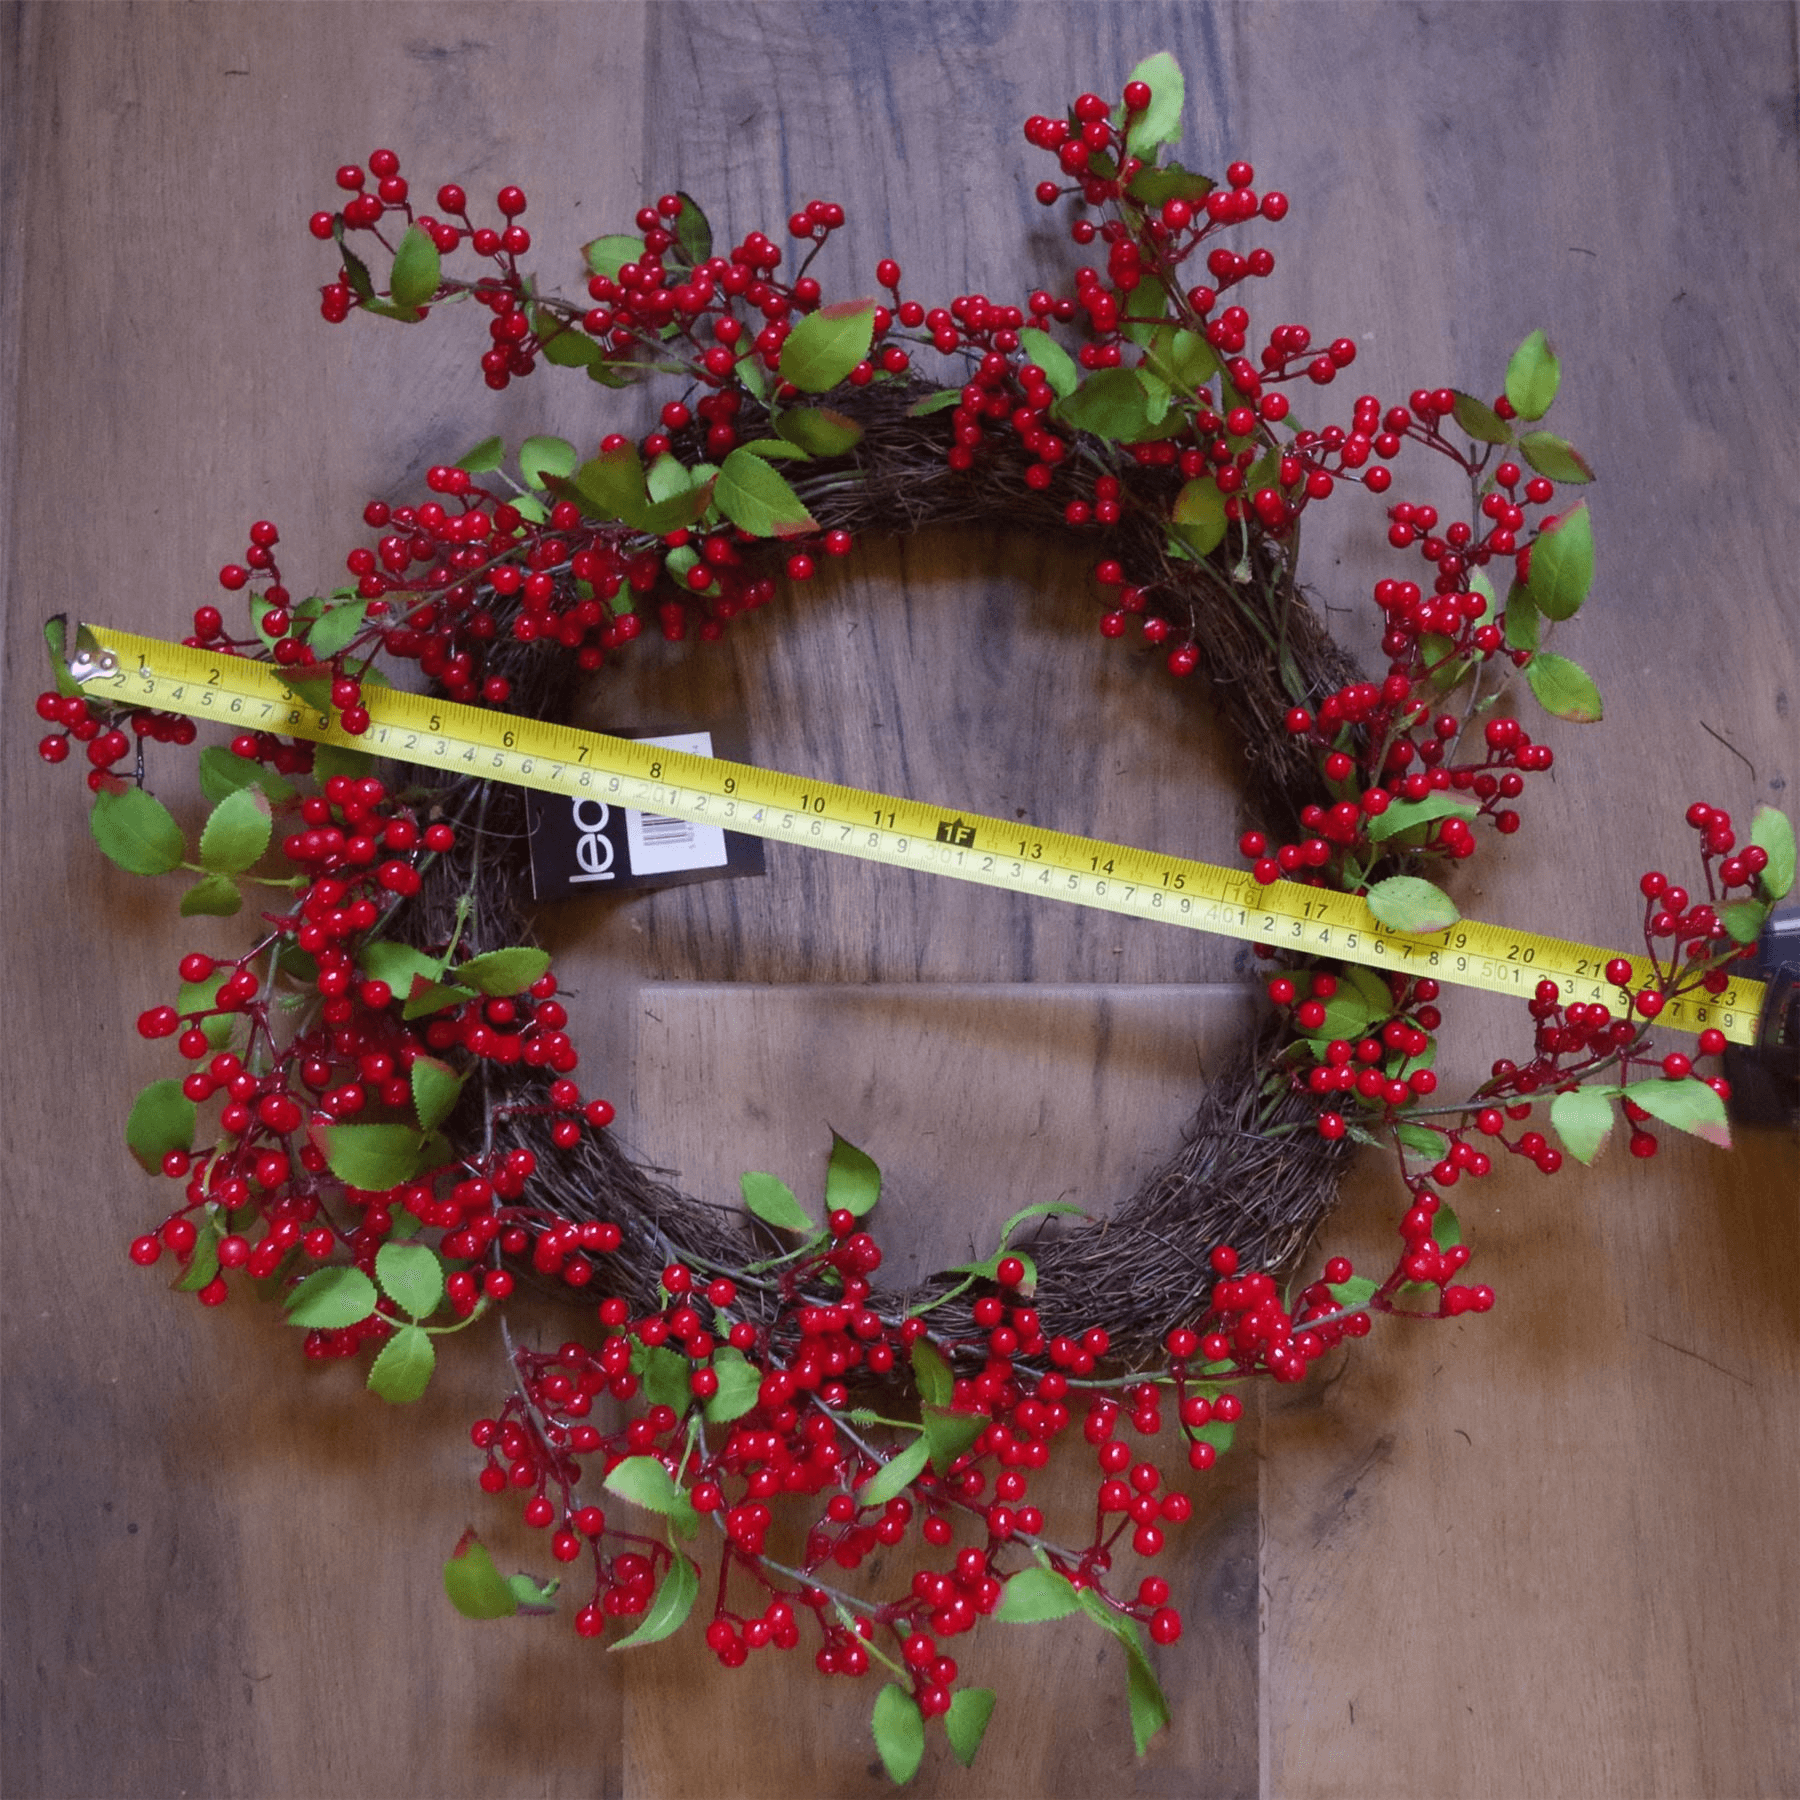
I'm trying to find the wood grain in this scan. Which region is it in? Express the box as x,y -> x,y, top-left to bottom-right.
4,4 -> 1795,1797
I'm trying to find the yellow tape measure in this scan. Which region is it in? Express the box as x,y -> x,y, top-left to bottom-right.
75,623 -> 1767,1046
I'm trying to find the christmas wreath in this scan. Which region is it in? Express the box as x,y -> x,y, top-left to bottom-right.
35,50 -> 1792,1783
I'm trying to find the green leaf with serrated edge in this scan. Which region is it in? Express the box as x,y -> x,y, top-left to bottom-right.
375,1241 -> 445,1319
91,785 -> 184,875
994,1199 -> 1083,1247
1327,1275 -> 1378,1311
509,491 -> 549,524
773,405 -> 865,457
604,1454 -> 683,1515
126,1079 -> 196,1172
906,388 -> 962,418
1505,330 -> 1560,421
1518,430 -> 1594,484
306,597 -> 371,662
632,1342 -> 693,1415
670,191 -> 711,266
1434,1204 -> 1463,1252
443,1532 -> 520,1619
410,1056 -> 464,1135
171,1210 -> 223,1292
1365,876 -> 1459,934
858,1434 -> 929,1508
943,1686 -> 996,1768
639,482 -> 714,535
534,308 -> 603,368
910,1337 -> 953,1410
337,232 -> 374,302
584,233 -> 642,281
1341,964 -> 1394,1019
1299,991 -> 1373,1046
1550,1086 -> 1616,1164
195,744 -> 291,807
1142,326 -> 1220,395
319,1122 -> 424,1191
646,452 -> 699,504
872,1683 -> 926,1786
1751,806 -> 1795,900
43,616 -> 83,698
1365,793 -> 1480,844
1193,1419 -> 1235,1453
1525,501 -> 1592,621
1525,652 -> 1603,723
1172,476 -> 1228,556
1055,366 -> 1179,444
358,941 -> 442,992
1504,582 -> 1541,653
519,435 -> 578,489
388,224 -> 440,308
1121,50 -> 1185,156
360,298 -> 428,325
180,872 -> 243,917
198,786 -> 272,875
1071,1588 -> 1171,1756
738,437 -> 811,461
453,947 -> 551,996
825,1131 -> 881,1217
402,977 -> 478,1021
566,444 -> 650,527
507,1573 -> 560,1616
1623,1075 -> 1731,1149
456,435 -> 504,474
741,1170 -> 814,1235
311,742 -> 374,783
1395,1122 -> 1452,1161
715,448 -> 818,540
367,1323 -> 435,1403
996,1565 -> 1083,1623
703,1347 -> 761,1424
284,1264 -> 378,1329
1125,160 -> 1214,208
611,1553 -> 698,1650
923,1407 -> 986,1472
778,298 -> 876,392
178,972 -> 237,1048
1451,390 -> 1513,444
1720,899 -> 1768,946
1019,326 -> 1079,399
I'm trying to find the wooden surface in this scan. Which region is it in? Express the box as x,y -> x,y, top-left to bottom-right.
3,4 -> 1796,1796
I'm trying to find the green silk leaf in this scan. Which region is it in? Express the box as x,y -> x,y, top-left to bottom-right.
1550,1087 -> 1616,1164
910,1337 -> 953,1410
284,1264 -> 378,1329
180,872 -> 243,917
375,1241 -> 445,1320
455,435 -> 504,473
995,1565 -> 1084,1622
773,406 -> 865,457
944,1687 -> 996,1768
604,1454 -> 684,1516
778,298 -> 876,392
1751,805 -> 1795,900
1503,583 -> 1541,652
1018,326 -> 1079,398
319,1122 -> 425,1191
1365,875 -> 1460,934
922,1405 -> 985,1471
741,1170 -> 814,1235
671,191 -> 712,266
367,1323 -> 435,1403
715,447 -> 818,539
1504,329 -> 1560,421
452,947 -> 551,996
306,597 -> 371,661
409,1055 -> 465,1135
126,1079 -> 196,1172
1525,501 -> 1593,621
197,786 -> 272,875
1450,390 -> 1513,444
1121,50 -> 1185,156
857,1435 -> 929,1508
519,435 -> 579,488
871,1684 -> 926,1785
583,233 -> 641,281
91,785 -> 185,875
1525,651 -> 1603,723
702,1347 -> 761,1424
197,744 -> 295,807
1623,1074 -> 1731,1149
825,1131 -> 881,1217
443,1531 -> 520,1619
1364,793 -> 1479,843
1172,476 -> 1227,555
388,224 -> 441,308
610,1554 -> 698,1650
1517,430 -> 1595,483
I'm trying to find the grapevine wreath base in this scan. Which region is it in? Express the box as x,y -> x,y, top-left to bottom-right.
38,51 -> 1792,1782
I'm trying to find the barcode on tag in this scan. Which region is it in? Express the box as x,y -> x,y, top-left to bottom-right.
625,734 -> 730,874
